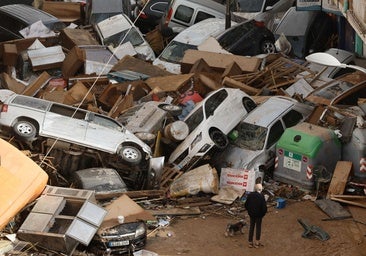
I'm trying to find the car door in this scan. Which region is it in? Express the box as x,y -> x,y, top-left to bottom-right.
263,119 -> 285,170
204,89 -> 230,132
264,109 -> 304,169
85,113 -> 126,153
42,104 -> 87,143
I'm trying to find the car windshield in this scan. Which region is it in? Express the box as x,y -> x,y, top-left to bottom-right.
103,27 -> 144,48
232,122 -> 267,150
160,41 -> 197,63
217,21 -> 252,48
185,106 -> 204,133
312,81 -> 354,100
238,0 -> 264,12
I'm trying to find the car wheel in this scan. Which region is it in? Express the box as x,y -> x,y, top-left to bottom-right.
131,4 -> 141,20
159,104 -> 183,116
13,120 -> 37,140
119,145 -> 142,165
260,40 -> 276,54
209,130 -> 228,150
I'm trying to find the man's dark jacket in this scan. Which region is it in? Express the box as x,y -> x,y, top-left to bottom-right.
245,191 -> 267,218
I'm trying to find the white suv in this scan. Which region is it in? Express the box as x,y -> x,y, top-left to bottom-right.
0,90 -> 151,166
168,87 -> 257,171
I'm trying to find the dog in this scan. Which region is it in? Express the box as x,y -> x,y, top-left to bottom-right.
224,219 -> 246,237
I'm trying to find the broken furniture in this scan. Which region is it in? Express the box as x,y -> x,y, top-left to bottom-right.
17,185 -> 107,255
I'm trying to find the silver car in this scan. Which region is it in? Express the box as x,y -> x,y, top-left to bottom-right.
168,87 -> 257,171
0,90 -> 151,165
212,96 -> 314,179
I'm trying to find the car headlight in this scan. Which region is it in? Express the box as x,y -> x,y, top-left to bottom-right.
135,223 -> 146,238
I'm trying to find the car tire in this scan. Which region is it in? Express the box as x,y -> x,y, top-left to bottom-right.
260,40 -> 276,54
158,104 -> 183,116
13,120 -> 37,140
119,145 -> 142,165
209,129 -> 228,150
131,4 -> 141,20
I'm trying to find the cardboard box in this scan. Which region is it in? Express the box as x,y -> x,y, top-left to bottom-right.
62,46 -> 85,79
181,50 -> 261,74
64,81 -> 94,105
42,1 -> 81,23
59,28 -> 99,50
28,45 -> 65,71
220,168 -> 264,192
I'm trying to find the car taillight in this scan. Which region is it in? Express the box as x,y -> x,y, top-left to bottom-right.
1,104 -> 8,112
139,11 -> 148,19
254,20 -> 265,28
164,7 -> 173,25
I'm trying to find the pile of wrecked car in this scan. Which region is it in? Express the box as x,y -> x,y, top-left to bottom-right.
0,1 -> 365,255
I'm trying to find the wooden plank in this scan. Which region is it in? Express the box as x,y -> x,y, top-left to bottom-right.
43,1 -> 81,23
145,73 -> 194,92
22,71 -> 51,97
222,77 -> 259,95
147,206 -> 201,216
108,94 -> 133,118
330,197 -> 366,208
326,161 -> 352,198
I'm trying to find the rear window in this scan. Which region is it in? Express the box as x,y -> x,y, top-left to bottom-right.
217,21 -> 252,48
282,109 -> 303,128
174,5 -> 193,23
194,11 -> 214,24
0,13 -> 25,34
12,96 -> 49,111
238,0 -> 265,12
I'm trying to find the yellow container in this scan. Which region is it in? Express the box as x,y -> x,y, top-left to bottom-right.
0,139 -> 48,230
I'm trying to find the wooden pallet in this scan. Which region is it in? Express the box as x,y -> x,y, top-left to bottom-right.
160,167 -> 183,192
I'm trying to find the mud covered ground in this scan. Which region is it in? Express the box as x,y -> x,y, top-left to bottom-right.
144,199 -> 366,256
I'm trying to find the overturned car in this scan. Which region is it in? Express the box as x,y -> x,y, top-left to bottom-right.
0,89 -> 155,189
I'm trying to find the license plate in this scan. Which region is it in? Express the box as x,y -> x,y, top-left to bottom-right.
108,240 -> 129,247
283,151 -> 301,172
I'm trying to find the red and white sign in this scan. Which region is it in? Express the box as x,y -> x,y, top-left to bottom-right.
220,168 -> 264,192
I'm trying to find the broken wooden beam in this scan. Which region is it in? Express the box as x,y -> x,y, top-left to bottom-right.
330,195 -> 366,208
222,77 -> 259,95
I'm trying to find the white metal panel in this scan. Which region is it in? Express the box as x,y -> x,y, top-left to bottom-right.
27,45 -> 65,68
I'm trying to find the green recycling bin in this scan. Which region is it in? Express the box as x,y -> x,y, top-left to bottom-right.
273,122 -> 341,191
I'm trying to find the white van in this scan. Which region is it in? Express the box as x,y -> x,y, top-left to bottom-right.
0,89 -> 152,166
166,0 -> 226,34
153,18 -> 235,74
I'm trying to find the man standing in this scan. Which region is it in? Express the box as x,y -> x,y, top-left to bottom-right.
244,183 -> 267,248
